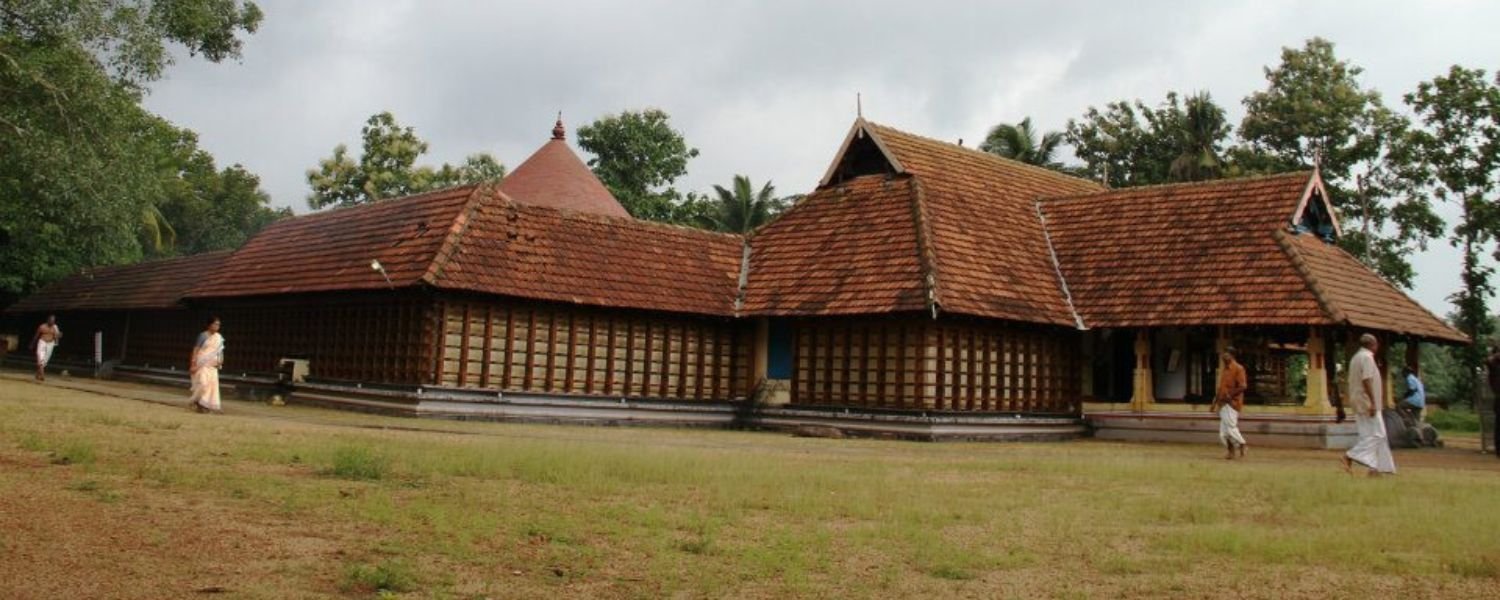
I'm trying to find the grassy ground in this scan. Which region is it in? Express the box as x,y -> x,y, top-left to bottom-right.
1,373 -> 1498,599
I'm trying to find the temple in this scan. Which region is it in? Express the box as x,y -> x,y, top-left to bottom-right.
2,117 -> 1466,444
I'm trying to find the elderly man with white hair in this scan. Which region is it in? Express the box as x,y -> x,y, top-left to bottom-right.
1342,333 -> 1396,476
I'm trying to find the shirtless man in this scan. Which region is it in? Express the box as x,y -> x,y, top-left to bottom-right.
32,315 -> 61,381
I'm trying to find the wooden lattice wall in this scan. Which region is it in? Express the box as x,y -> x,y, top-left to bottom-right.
792,317 -> 1080,414
434,295 -> 751,401
207,293 -> 430,384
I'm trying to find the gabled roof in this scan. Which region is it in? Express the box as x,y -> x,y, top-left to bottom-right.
790,119 -> 1104,325
1039,171 -> 1466,342
744,175 -> 930,315
1277,230 -> 1466,343
189,185 -> 482,298
6,251 -> 231,313
497,119 -> 631,218
1041,172 -> 1326,327
437,193 -> 743,317
187,184 -> 741,316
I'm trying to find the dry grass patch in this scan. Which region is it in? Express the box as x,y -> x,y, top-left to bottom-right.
1,374 -> 1498,599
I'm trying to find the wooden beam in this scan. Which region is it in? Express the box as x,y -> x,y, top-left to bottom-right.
546,312 -> 558,390
660,323 -> 673,398
642,321 -> 654,397
896,324 -> 907,408
481,304 -> 494,388
585,313 -> 597,394
501,305 -> 515,390
842,323 -> 853,404
694,323 -> 707,400
677,323 -> 689,398
625,320 -> 638,397
563,312 -> 577,393
876,324 -> 889,408
935,325 -> 946,410
523,308 -> 536,390
604,316 -> 617,395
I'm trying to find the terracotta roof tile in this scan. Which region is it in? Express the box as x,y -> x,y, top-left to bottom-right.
1041,172 -> 1325,327
1038,171 -> 1462,341
863,122 -> 1104,326
498,135 -> 630,218
188,185 -> 481,298
439,191 -> 743,316
6,251 -> 231,313
743,175 -> 929,315
1278,231 -> 1466,342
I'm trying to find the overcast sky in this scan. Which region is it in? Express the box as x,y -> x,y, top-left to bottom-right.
142,0 -> 1499,316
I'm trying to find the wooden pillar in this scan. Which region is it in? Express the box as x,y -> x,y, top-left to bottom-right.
1304,327 -> 1333,413
1382,339 -> 1397,409
1130,329 -> 1154,410
1405,341 -> 1420,377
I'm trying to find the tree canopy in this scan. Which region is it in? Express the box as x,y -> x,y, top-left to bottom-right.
1405,66 -> 1500,403
0,0 -> 266,304
306,112 -> 506,209
981,117 -> 1064,169
1066,91 -> 1233,187
576,109 -> 701,222
697,175 -> 787,235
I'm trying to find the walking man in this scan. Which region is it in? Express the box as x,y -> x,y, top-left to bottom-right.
1210,346 -> 1248,459
31,315 -> 61,381
1342,333 -> 1396,476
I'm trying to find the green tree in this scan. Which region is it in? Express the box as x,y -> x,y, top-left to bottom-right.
0,0 -> 263,304
1238,37 -> 1441,286
980,117 -> 1063,168
1405,66 -> 1500,407
698,175 -> 786,235
306,112 -> 506,209
150,119 -> 287,255
575,109 -> 700,222
1168,92 -> 1231,182
1065,92 -> 1232,187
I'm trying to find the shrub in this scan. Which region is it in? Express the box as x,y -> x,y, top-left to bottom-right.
1427,408 -> 1481,433
342,559 -> 416,594
326,446 -> 390,480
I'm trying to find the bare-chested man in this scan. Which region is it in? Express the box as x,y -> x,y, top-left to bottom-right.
32,315 -> 61,381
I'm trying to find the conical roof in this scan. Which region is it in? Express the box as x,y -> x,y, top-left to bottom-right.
498,118 -> 630,218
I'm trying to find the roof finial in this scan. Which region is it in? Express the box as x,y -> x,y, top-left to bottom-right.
856,92 -> 863,119
552,112 -> 565,140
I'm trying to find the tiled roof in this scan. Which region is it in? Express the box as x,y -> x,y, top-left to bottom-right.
1041,172 -> 1329,327
860,122 -> 1104,325
187,184 -> 741,316
497,126 -> 630,218
1278,231 -> 1466,342
743,175 -> 930,315
6,251 -> 230,313
188,185 -> 482,298
437,192 -> 743,317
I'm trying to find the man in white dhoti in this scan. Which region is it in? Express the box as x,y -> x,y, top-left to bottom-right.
31,315 -> 61,381
189,316 -> 225,413
1210,347 -> 1248,459
1342,333 -> 1395,476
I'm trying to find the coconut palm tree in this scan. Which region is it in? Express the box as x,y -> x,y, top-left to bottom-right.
1168,92 -> 1230,182
700,175 -> 783,235
980,117 -> 1064,168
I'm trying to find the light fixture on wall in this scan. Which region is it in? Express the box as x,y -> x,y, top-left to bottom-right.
370,259 -> 394,289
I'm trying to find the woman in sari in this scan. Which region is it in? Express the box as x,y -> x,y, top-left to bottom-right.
189,316 -> 225,413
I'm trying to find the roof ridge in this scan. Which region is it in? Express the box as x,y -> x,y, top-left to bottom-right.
863,120 -> 1103,191
1034,200 -> 1086,330
1041,171 -> 1313,203
422,184 -> 494,285
1272,228 -> 1346,324
906,176 -> 943,317
291,184 -> 481,223
506,195 -> 747,242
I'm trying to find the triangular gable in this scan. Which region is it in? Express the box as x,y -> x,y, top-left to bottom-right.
1290,170 -> 1342,238
817,118 -> 904,188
